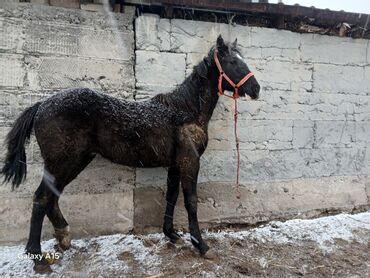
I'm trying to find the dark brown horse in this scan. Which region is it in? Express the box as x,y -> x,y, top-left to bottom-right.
1,35 -> 260,273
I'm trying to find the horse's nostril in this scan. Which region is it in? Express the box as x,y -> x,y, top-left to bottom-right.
252,84 -> 260,99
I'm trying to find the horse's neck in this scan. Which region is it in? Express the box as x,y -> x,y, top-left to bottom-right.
170,59 -> 219,128
191,68 -> 219,128
197,85 -> 219,127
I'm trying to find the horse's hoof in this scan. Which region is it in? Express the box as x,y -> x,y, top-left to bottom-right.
170,232 -> 184,244
166,231 -> 184,244
58,239 -> 71,251
171,236 -> 185,244
202,249 -> 217,260
34,263 -> 52,274
54,226 -> 71,251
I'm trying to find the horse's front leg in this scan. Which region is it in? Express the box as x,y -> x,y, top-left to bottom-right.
163,166 -> 183,243
179,158 -> 215,258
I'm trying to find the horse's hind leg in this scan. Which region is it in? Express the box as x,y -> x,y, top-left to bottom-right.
46,153 -> 96,252
46,196 -> 71,252
27,153 -> 95,273
163,167 -> 183,243
25,178 -> 55,273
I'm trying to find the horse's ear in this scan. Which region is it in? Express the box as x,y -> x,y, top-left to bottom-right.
232,38 -> 238,49
216,35 -> 228,54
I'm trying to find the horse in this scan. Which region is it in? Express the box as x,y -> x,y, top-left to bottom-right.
1,35 -> 260,273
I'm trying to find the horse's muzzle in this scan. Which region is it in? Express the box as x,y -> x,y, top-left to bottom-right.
251,84 -> 260,99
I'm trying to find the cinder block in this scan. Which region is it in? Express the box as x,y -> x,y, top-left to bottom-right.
315,121 -> 356,148
80,3 -> 104,12
169,19 -> 261,54
207,119 -> 293,151
0,54 -> 25,87
0,18 -> 24,52
314,64 -> 370,94
356,122 -> 370,146
26,56 -> 134,91
30,0 -> 49,4
301,33 -> 368,65
49,0 -> 80,9
338,147 -> 370,175
170,20 -> 214,53
293,120 -> 314,148
251,59 -> 313,92
135,50 -> 186,93
239,119 -> 293,150
135,14 -> 171,51
170,19 -> 230,53
261,47 -> 300,62
24,22 -> 133,60
250,26 -> 301,49
24,23 -> 79,56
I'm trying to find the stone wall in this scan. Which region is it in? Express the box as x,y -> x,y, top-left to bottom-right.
0,2 -> 369,244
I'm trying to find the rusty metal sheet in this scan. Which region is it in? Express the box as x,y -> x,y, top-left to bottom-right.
146,0 -> 369,26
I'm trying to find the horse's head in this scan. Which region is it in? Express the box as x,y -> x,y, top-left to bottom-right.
213,35 -> 260,100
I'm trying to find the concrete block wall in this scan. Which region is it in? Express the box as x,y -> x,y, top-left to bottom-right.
134,14 -> 370,231
0,2 -> 136,244
1,2 -> 370,243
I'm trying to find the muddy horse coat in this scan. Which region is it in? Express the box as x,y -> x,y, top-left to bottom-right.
1,36 -> 260,273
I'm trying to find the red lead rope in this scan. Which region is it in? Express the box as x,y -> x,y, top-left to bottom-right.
214,50 -> 255,199
233,99 -> 242,199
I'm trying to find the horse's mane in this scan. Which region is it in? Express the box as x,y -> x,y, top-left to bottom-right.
152,48 -> 215,118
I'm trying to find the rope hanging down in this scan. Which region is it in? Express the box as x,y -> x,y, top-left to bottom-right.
233,98 -> 241,199
214,50 -> 255,199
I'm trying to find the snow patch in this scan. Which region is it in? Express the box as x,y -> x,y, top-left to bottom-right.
206,211 -> 370,251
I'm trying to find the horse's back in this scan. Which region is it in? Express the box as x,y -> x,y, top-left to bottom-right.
33,88 -> 179,168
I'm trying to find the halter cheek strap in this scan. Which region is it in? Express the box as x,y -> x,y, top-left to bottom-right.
214,50 -> 254,99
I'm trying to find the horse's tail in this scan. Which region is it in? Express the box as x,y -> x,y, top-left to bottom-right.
1,102 -> 42,189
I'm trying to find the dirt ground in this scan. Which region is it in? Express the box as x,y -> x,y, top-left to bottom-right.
116,231 -> 370,278
0,211 -> 369,277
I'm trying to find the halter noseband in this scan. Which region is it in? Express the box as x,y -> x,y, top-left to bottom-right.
214,50 -> 254,99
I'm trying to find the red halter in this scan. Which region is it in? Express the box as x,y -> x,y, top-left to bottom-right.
214,50 -> 254,99
214,50 -> 254,199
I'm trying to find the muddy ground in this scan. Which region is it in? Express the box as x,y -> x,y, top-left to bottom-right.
0,212 -> 369,277
59,230 -> 370,277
